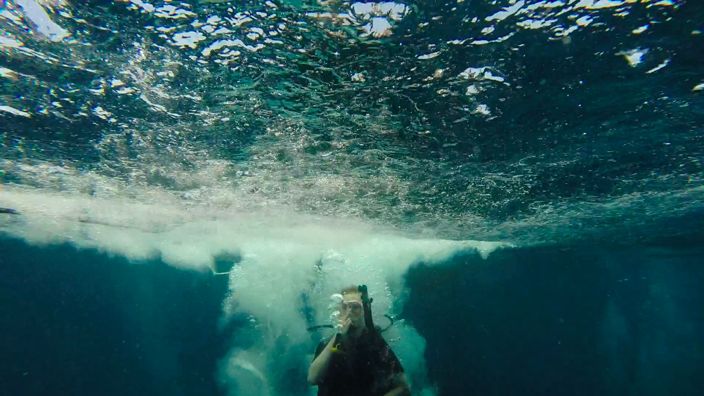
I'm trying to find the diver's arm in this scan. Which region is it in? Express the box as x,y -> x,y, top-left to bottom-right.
307,333 -> 339,384
309,316 -> 352,384
383,373 -> 411,396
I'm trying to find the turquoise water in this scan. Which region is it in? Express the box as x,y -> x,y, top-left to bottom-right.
1,0 -> 703,395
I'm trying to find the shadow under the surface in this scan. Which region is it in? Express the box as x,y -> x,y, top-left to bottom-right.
404,243 -> 704,396
0,237 -> 230,396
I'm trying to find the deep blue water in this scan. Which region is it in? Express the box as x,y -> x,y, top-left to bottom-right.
0,237 -> 229,396
2,235 -> 703,395
405,243 -> 704,396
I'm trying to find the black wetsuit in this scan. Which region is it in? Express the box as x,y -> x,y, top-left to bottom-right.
312,330 -> 404,396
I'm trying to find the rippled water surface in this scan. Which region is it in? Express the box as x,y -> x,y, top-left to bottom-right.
2,0 -> 702,245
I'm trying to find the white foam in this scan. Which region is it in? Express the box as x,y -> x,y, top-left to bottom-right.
0,185 -> 509,394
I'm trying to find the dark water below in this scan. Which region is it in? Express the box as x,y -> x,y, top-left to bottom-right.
405,244 -> 704,396
3,236 -> 702,396
0,237 -> 228,396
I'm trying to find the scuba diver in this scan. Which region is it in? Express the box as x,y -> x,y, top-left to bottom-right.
307,285 -> 410,396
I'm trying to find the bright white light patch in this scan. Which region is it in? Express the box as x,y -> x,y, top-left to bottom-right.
486,1 -> 525,22
0,67 -> 18,80
351,2 -> 409,21
171,31 -> 206,49
458,67 -> 506,83
362,17 -> 393,37
14,0 -> 69,42
473,104 -> 491,116
516,18 -> 556,29
201,39 -> 264,57
154,4 -> 195,19
618,48 -> 648,67
0,105 -> 31,118
92,106 -> 113,120
632,25 -> 648,34
116,87 -> 138,95
576,16 -> 593,27
130,0 -> 155,13
351,72 -> 366,82
646,59 -> 669,74
0,35 -> 24,49
575,0 -> 625,10
466,84 -> 481,95
418,51 -> 441,60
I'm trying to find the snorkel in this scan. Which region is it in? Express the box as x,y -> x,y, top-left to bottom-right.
357,284 -> 375,333
306,284 -> 395,333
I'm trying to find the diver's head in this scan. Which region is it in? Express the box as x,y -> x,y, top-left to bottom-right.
340,285 -> 366,329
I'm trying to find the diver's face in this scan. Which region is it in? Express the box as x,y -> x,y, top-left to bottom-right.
341,292 -> 365,327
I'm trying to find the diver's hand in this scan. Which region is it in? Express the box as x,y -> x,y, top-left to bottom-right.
338,316 -> 352,335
